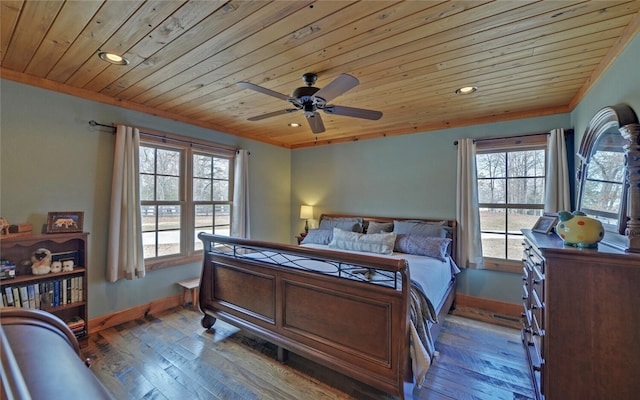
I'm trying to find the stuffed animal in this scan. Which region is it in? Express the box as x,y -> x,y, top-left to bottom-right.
62,260 -> 74,272
31,248 -> 52,275
0,217 -> 9,236
50,261 -> 62,273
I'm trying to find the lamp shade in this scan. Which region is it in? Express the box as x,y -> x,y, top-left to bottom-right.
299,205 -> 313,220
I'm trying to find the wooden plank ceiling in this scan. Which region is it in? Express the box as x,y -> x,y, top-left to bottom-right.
2,1 -> 639,148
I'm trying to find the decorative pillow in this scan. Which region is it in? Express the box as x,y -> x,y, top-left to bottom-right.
394,234 -> 452,261
393,220 -> 447,238
366,221 -> 393,234
329,228 -> 396,255
319,217 -> 363,233
301,229 -> 333,245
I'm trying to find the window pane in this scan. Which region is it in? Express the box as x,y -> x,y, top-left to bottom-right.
157,229 -> 180,257
582,180 -> 622,215
215,204 -> 231,236
477,153 -> 506,178
140,175 -> 155,201
213,158 -> 230,179
480,207 -> 505,232
141,206 -> 156,232
213,180 -> 229,201
193,178 -> 211,201
507,150 -> 545,177
193,154 -> 212,178
156,149 -> 180,175
195,205 -> 213,228
156,176 -> 180,200
158,205 -> 180,230
507,178 -> 545,204
588,150 -> 624,182
481,232 -> 506,258
506,234 -> 524,260
139,147 -> 155,174
478,178 -> 505,203
142,231 -> 157,259
507,208 -> 542,232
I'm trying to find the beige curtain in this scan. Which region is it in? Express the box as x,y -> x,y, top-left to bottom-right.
456,138 -> 484,268
106,125 -> 145,282
544,128 -> 571,213
231,149 -> 250,238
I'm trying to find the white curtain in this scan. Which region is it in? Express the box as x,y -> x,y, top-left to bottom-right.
231,149 -> 250,238
106,125 -> 145,282
456,138 -> 484,269
544,128 -> 571,213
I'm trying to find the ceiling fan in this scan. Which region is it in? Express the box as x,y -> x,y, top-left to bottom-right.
237,73 -> 383,134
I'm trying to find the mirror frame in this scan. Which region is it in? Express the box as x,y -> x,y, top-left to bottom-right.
576,104 -> 639,252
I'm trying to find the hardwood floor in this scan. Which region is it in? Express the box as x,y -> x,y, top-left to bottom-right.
84,306 -> 534,400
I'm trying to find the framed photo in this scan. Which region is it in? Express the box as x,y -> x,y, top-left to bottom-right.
532,215 -> 558,234
46,211 -> 84,234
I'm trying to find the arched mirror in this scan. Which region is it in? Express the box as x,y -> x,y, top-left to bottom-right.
576,104 -> 639,251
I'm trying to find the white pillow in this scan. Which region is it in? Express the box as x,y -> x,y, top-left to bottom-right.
329,228 -> 396,255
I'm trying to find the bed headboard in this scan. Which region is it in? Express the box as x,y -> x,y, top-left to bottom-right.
319,213 -> 457,262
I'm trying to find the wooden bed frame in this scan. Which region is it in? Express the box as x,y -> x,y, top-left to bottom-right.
197,215 -> 457,399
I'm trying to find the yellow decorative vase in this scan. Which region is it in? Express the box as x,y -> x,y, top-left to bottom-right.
554,211 -> 604,248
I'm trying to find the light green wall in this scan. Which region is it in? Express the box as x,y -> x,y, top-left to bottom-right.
290,32 -> 639,305
2,33 -> 637,315
0,80 -> 291,318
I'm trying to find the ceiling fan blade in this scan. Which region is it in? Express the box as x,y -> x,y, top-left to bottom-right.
323,105 -> 383,120
306,112 -> 325,134
237,81 -> 290,101
247,109 -> 298,121
313,74 -> 359,102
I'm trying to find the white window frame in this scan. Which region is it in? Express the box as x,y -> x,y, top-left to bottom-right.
139,132 -> 235,271
476,134 -> 548,273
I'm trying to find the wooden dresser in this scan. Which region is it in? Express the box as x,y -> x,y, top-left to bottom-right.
521,229 -> 640,400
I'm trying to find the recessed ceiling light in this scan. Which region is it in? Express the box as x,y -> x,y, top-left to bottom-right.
455,86 -> 478,95
98,52 -> 129,65
288,123 -> 302,127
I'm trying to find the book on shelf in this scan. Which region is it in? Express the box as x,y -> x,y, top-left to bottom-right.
65,316 -> 85,331
27,285 -> 35,308
4,287 -> 14,307
13,287 -> 21,308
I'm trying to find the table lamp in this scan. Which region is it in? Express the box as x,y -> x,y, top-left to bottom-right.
299,205 -> 313,234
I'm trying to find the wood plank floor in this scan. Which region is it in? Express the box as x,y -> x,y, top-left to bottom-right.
84,306 -> 534,400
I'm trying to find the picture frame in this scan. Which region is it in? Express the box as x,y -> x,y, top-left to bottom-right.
532,215 -> 558,234
46,211 -> 84,234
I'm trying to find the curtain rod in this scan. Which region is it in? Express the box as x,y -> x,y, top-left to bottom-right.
88,120 -> 238,153
452,131 -> 551,146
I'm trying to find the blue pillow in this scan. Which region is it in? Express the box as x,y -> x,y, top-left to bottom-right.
319,217 -> 363,233
301,229 -> 333,245
394,234 -> 451,261
393,220 -> 447,237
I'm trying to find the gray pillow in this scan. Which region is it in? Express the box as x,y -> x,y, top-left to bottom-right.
394,234 -> 452,261
393,220 -> 447,237
319,217 -> 363,233
329,228 -> 396,255
366,221 -> 393,234
301,229 -> 333,245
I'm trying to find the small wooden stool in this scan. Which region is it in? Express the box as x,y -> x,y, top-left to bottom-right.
177,278 -> 200,307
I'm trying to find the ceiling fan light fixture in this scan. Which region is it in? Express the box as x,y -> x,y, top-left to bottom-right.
455,86 -> 478,95
98,52 -> 129,65
288,123 -> 301,127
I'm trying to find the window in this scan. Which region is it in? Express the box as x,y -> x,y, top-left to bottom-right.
139,134 -> 234,269
476,135 -> 547,272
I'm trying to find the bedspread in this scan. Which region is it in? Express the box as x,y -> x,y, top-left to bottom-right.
409,281 -> 437,387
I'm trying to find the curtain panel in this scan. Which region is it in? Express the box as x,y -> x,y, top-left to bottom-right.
544,128 -> 571,213
231,149 -> 250,239
455,138 -> 484,269
106,125 -> 145,282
